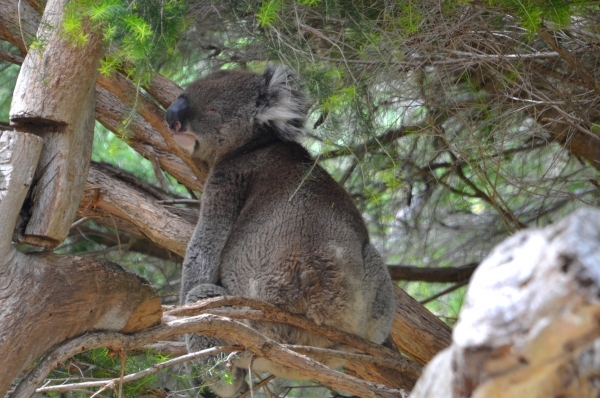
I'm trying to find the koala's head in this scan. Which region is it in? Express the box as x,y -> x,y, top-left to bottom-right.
165,66 -> 309,166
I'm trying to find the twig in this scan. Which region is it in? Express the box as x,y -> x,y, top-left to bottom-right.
35,346 -> 242,394
149,152 -> 169,192
117,351 -> 125,398
157,199 -> 201,205
288,154 -> 321,201
70,217 -> 90,230
239,375 -> 276,398
538,27 -> 600,97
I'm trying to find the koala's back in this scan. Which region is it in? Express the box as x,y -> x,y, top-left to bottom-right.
211,140 -> 394,346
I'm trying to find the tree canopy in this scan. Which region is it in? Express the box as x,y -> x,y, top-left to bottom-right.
1,0 -> 600,396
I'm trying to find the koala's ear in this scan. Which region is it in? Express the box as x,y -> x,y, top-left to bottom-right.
255,65 -> 310,142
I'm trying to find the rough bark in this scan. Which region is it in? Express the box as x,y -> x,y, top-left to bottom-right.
94,85 -> 203,191
79,165 -> 194,257
0,131 -> 162,396
392,286 -> 452,366
166,295 -> 440,391
0,0 -> 39,54
0,254 -> 162,396
0,131 -> 43,259
0,2 -> 164,394
96,73 -> 207,186
0,0 -> 204,193
15,313 -> 409,398
145,74 -> 182,108
9,0 -> 104,248
410,207 -> 600,398
168,296 -> 413,364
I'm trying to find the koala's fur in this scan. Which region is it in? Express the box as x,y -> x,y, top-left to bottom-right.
166,66 -> 395,397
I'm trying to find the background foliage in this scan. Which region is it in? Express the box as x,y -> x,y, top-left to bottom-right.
3,0 -> 600,396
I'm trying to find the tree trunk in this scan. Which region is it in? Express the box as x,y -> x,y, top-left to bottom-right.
0,1 -> 163,394
410,207 -> 600,398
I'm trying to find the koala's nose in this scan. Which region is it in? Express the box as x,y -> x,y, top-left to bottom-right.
166,96 -> 191,132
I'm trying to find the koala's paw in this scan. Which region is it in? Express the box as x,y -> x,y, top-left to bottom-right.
185,283 -> 229,353
184,283 -> 246,397
185,283 -> 227,352
187,350 -> 249,398
186,283 -> 229,304
206,365 -> 248,398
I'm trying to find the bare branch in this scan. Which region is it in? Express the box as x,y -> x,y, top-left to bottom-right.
34,346 -> 242,394
387,263 -> 477,283
13,314 -> 409,398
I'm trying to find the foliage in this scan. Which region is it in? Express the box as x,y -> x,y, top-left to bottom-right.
0,56 -> 18,121
488,0 -> 583,32
63,0 -> 188,84
174,0 -> 600,315
44,348 -> 173,397
2,0 -> 600,395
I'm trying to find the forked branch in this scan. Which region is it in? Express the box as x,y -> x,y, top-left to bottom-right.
13,310 -> 411,398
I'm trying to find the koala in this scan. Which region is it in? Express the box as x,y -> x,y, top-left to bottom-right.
166,66 -> 395,397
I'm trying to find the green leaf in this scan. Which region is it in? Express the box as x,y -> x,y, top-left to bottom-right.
256,0 -> 281,27
299,0 -> 322,6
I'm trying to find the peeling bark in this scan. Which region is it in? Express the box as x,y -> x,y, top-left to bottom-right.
0,131 -> 162,395
0,131 -> 42,259
0,2 -> 164,394
410,208 -> 600,398
9,0 -> 104,248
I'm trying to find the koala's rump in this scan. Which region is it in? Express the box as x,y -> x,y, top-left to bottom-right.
217,143 -> 383,343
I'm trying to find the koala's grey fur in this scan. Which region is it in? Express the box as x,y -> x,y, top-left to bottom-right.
166,66 -> 395,397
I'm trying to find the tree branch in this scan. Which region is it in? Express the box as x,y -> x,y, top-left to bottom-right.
34,345 -> 242,394
13,314 -> 409,398
387,263 -> 477,283
78,165 -> 195,257
165,296 -> 412,364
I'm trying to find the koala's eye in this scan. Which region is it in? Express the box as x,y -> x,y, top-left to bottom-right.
204,107 -> 220,115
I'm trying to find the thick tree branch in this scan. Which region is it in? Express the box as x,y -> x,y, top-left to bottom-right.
166,296 -> 414,364
0,0 -> 205,194
96,73 -> 207,185
8,0 -> 104,248
13,314 -> 408,398
94,86 -> 203,191
0,254 -> 162,396
411,208 -> 600,398
145,74 -> 182,109
79,165 -> 194,257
